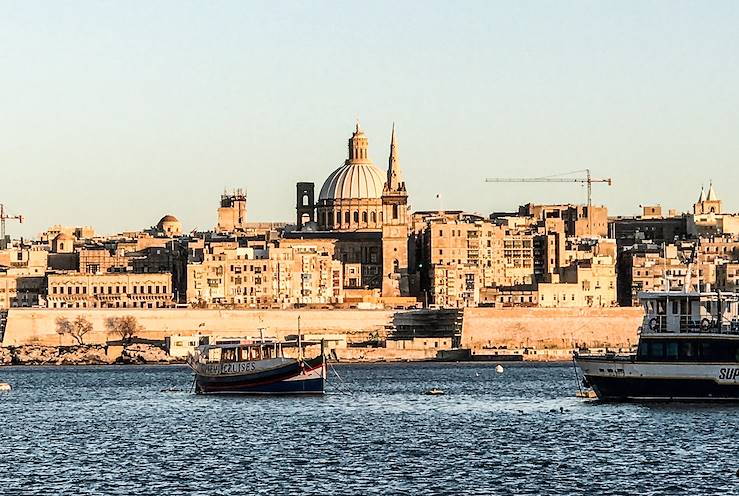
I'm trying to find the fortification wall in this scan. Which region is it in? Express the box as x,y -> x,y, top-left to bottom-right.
2,308 -> 393,346
3,306 -> 642,351
462,307 -> 642,349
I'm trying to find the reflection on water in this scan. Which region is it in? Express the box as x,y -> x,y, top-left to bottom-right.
1,363 -> 738,495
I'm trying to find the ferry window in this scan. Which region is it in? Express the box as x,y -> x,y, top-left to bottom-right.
672,301 -> 679,315
680,299 -> 688,315
637,343 -> 649,359
679,342 -> 696,360
657,301 -> 666,315
648,342 -> 665,360
666,342 -> 678,360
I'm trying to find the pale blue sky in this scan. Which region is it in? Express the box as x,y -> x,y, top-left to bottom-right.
2,1 -> 738,237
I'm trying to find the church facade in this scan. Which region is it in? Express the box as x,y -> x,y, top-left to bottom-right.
291,123 -> 413,299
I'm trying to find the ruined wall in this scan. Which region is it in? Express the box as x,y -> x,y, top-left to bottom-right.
462,307 -> 642,350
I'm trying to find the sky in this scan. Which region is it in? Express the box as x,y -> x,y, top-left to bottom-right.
2,0 -> 739,238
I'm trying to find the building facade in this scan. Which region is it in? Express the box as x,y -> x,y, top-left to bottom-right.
47,272 -> 173,309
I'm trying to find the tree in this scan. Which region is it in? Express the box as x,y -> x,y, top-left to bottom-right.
70,316 -> 93,345
55,316 -> 72,345
105,316 -> 140,343
55,315 -> 93,345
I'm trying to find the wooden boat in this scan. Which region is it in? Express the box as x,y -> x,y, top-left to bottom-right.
187,336 -> 325,395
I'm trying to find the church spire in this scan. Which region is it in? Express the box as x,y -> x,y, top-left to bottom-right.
706,181 -> 718,201
698,185 -> 706,203
386,123 -> 404,192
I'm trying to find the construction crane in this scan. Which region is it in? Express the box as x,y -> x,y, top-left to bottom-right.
484,169 -> 612,235
0,204 -> 23,249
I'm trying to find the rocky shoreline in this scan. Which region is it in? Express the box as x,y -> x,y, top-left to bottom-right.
0,344 -> 184,366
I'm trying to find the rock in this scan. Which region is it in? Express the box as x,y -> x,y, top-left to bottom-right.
0,347 -> 12,365
12,345 -> 58,365
118,343 -> 180,365
4,344 -> 114,366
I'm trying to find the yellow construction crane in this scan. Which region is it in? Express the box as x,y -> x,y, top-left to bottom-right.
484,169 -> 612,235
0,204 -> 23,249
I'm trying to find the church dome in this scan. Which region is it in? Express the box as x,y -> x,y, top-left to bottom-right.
319,162 -> 386,200
157,214 -> 182,236
318,123 -> 386,201
158,214 -> 179,224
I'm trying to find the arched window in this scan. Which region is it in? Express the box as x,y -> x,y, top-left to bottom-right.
392,204 -> 399,220
336,211 -> 341,224
345,211 -> 350,224
371,211 -> 376,223
302,194 -> 309,206
362,211 -> 368,223
353,211 -> 359,223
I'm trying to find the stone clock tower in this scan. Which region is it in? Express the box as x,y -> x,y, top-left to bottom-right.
381,124 -> 410,297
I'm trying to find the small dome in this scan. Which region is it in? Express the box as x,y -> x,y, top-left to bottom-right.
54,232 -> 74,241
319,163 -> 386,201
158,214 -> 179,224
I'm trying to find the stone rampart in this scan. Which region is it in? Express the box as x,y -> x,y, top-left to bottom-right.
2,308 -> 393,346
462,307 -> 642,349
3,306 -> 642,352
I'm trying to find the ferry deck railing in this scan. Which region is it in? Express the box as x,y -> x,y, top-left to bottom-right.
642,314 -> 739,335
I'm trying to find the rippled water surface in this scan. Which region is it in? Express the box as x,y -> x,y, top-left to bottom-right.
1,362 -> 739,495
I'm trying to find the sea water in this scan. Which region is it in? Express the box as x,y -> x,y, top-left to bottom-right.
1,362 -> 738,495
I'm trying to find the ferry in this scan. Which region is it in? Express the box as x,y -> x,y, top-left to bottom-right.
187,335 -> 326,395
575,290 -> 739,401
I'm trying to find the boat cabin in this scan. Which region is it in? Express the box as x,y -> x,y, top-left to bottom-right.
199,337 -> 289,363
639,291 -> 739,335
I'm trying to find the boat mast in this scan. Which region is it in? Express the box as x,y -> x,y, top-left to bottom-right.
297,315 -> 303,361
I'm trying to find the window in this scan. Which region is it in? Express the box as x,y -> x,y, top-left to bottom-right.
345,211 -> 350,224
353,211 -> 359,223
371,211 -> 377,223
392,204 -> 398,220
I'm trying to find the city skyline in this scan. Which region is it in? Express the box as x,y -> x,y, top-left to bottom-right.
3,1 -> 739,237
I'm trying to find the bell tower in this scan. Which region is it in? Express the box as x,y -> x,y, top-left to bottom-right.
381,124 -> 410,297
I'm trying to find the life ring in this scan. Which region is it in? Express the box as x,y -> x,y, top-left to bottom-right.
648,318 -> 659,331
700,318 -> 712,331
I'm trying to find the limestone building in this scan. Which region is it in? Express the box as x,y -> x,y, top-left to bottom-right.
217,189 -> 248,233
47,272 -> 173,309
186,240 -> 343,307
291,123 -> 414,301
688,183 -> 739,236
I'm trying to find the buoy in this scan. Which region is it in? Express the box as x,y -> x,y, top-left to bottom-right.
0,383 -> 11,392
475,372 -> 480,377
495,365 -> 504,373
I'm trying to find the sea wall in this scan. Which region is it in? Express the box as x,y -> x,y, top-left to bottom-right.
2,306 -> 642,352
2,308 -> 393,347
462,307 -> 642,350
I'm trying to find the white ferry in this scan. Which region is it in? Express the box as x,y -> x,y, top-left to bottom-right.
575,290 -> 739,401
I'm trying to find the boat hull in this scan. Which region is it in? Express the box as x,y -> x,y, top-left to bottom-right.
576,356 -> 739,401
194,356 -> 326,395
